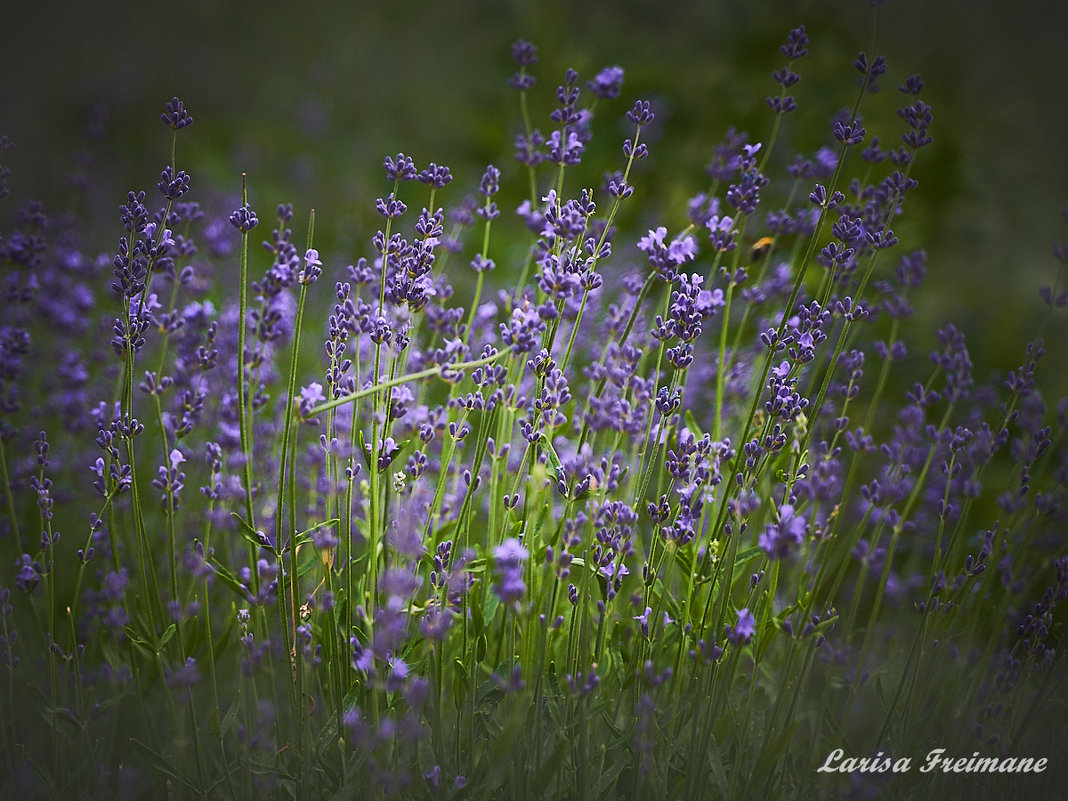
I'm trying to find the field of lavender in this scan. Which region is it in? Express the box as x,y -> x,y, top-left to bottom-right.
2,4 -> 1066,800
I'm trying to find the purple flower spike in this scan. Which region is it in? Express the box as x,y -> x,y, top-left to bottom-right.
899,74 -> 924,95
634,606 -> 653,638
229,203 -> 258,233
780,26 -> 809,60
853,52 -> 887,77
157,166 -> 190,201
726,608 -> 756,645
14,554 -> 44,594
511,39 -> 538,68
417,162 -> 453,188
588,65 -> 624,100
299,248 -> 322,285
383,153 -> 417,182
627,100 -> 656,126
832,120 -> 866,146
759,504 -> 808,560
493,538 -> 529,603
479,164 -> 501,197
299,382 -> 325,417
425,766 -> 441,790
161,96 -> 193,130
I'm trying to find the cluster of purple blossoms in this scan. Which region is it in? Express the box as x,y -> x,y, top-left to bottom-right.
726,608 -> 757,645
759,504 -> 808,560
493,538 -> 528,604
638,226 -> 697,282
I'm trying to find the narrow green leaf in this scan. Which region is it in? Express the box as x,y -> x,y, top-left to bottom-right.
472,598 -> 485,635
544,439 -> 564,481
464,557 -> 488,574
734,545 -> 764,565
157,624 -> 176,651
121,626 -> 154,659
755,619 -> 779,662
430,518 -> 457,549
595,754 -> 627,797
293,517 -> 339,549
357,429 -> 370,471
753,718 -> 800,777
711,712 -> 736,743
452,658 -> 469,711
684,409 -> 702,436
208,558 -> 251,601
730,545 -> 766,585
650,577 -> 683,620
129,737 -> 187,785
218,698 -> 241,737
297,546 -> 322,579
530,737 -> 569,798
482,593 -> 500,634
230,512 -> 274,554
181,614 -> 201,657
705,738 -> 730,797
876,675 -> 889,714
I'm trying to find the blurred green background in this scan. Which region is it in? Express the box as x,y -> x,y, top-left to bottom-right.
2,0 -> 1066,392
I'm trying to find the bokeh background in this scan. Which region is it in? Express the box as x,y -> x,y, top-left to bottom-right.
2,0 -> 1066,392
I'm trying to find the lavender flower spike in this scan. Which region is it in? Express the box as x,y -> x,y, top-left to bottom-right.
493,538 -> 528,603
759,504 -> 808,560
161,96 -> 193,130
726,608 -> 756,645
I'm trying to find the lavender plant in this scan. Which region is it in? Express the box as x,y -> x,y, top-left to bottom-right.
1,20 -> 1066,801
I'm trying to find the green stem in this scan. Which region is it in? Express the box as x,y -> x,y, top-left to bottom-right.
0,437 -> 21,554
236,174 -> 259,595
308,346 -> 514,419
274,209 -> 315,798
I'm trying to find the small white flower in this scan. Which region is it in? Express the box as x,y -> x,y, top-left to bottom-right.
168,448 -> 186,471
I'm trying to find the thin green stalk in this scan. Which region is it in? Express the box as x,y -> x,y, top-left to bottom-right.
43,516 -> 60,786
517,87 -> 538,208
712,279 -> 736,442
312,345 -> 514,418
236,174 -> 259,595
273,209 -> 315,798
691,122 -> 864,632
126,439 -> 165,633
628,288 -> 673,505
462,195 -> 495,343
558,121 -> 643,374
200,507 -> 238,799
838,404 -> 953,733
0,601 -> 16,768
0,437 -> 22,554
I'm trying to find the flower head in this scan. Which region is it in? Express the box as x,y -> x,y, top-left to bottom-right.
299,248 -> 322,285
493,538 -> 528,603
726,608 -> 756,645
228,203 -> 258,232
626,100 -> 656,126
588,66 -> 624,100
759,505 -> 808,560
780,26 -> 809,60
161,96 -> 193,130
384,153 -> 417,182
